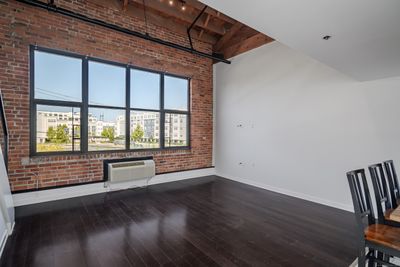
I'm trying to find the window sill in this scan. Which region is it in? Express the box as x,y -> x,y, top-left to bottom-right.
23,147 -> 192,165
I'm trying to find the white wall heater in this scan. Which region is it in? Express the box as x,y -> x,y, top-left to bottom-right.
108,160 -> 155,183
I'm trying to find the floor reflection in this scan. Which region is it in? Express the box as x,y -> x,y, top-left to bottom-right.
1,176 -> 357,267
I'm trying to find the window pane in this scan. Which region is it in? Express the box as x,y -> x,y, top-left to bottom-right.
88,108 -> 125,151
89,61 -> 125,107
34,51 -> 82,102
130,111 -> 160,149
36,105 -> 81,152
131,69 -> 160,110
164,113 -> 188,147
164,76 -> 188,111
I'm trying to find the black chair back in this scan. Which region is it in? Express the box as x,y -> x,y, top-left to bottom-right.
369,163 -> 393,223
347,169 -> 375,236
384,160 -> 400,207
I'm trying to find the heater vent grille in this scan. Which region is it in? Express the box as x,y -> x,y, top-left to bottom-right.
108,160 -> 155,183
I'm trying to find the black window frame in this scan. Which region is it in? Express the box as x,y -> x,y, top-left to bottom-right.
163,74 -> 191,148
87,58 -> 127,152
30,45 -> 191,156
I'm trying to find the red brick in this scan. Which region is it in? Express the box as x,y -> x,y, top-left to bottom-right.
0,0 -> 213,192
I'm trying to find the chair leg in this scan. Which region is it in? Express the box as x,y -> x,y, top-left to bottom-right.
359,247 -> 367,267
383,254 -> 390,266
376,251 -> 384,267
368,249 -> 375,267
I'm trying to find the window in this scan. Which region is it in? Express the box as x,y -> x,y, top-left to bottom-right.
32,49 -> 82,153
130,69 -> 161,149
131,69 -> 160,110
164,75 -> 189,147
130,111 -> 160,149
89,61 -> 125,107
36,105 -> 81,152
88,108 -> 125,151
34,51 -> 82,102
30,46 -> 190,155
88,61 -> 126,151
164,75 -> 189,111
165,113 -> 188,147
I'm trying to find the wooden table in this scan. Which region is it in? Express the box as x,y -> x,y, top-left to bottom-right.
390,206 -> 400,222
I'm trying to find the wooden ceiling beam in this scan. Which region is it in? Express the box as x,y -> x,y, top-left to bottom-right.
214,21 -> 242,51
122,0 -> 129,11
199,13 -> 211,38
130,0 -> 225,35
183,0 -> 235,25
219,33 -> 274,59
125,2 -> 218,44
199,29 -> 204,38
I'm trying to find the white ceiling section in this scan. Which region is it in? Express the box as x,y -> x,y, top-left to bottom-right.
202,0 -> 400,81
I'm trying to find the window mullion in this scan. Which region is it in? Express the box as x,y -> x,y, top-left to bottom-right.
126,67 -> 130,150
187,78 -> 191,148
81,57 -> 89,153
160,74 -> 165,149
30,46 -> 36,155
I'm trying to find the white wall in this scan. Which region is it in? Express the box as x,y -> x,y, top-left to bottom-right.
0,210 -> 7,256
0,146 -> 13,256
0,147 -> 13,232
214,42 -> 400,211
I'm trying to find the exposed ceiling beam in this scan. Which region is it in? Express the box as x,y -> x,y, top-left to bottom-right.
220,33 -> 274,59
17,0 -> 230,63
126,2 -> 218,44
214,21 -> 242,51
123,0 -> 129,11
184,0 -> 235,24
130,0 -> 225,35
199,13 -> 211,38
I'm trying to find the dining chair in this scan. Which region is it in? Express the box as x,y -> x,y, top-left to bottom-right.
384,160 -> 400,207
369,163 -> 400,227
347,169 -> 400,266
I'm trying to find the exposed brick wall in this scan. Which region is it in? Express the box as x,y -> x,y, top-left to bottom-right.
0,0 -> 213,192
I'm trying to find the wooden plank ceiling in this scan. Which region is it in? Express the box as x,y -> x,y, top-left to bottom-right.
117,0 -> 274,60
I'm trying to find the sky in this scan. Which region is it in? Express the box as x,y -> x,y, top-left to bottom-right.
35,50 -> 188,122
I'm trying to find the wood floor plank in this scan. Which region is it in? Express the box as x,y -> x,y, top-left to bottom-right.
0,176 -> 358,267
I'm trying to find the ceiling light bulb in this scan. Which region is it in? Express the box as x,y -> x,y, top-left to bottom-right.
181,4 -> 186,11
169,0 -> 174,5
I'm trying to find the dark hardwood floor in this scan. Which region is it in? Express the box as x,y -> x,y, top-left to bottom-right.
0,176 -> 358,267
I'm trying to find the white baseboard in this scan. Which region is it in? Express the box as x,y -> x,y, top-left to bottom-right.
7,222 -> 14,235
13,168 -> 352,212
349,257 -> 358,267
13,167 -> 216,206
0,228 -> 8,258
218,172 -> 354,212
0,221 -> 15,259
